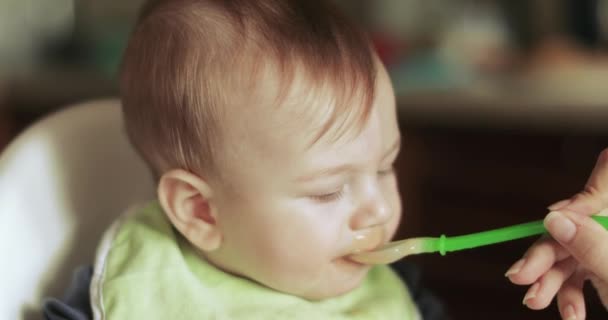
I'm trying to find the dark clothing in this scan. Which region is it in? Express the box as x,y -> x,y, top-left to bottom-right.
391,260 -> 450,320
43,266 -> 93,320
44,262 -> 449,320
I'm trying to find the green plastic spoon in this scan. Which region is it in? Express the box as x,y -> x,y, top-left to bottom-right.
350,214 -> 608,265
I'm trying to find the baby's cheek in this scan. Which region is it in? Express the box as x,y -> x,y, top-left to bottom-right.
387,189 -> 403,238
256,243 -> 331,290
263,234 -> 328,267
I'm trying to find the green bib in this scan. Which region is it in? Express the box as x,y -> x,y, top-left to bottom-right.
90,202 -> 420,319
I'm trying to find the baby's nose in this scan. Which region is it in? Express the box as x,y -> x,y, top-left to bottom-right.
370,198 -> 391,222
351,191 -> 392,229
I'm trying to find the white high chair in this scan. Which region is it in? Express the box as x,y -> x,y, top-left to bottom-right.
0,99 -> 156,320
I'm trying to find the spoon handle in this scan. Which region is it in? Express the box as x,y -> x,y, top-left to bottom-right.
433,215 -> 608,256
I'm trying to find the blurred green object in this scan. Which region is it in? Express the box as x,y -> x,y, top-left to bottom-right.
389,51 -> 474,95
90,31 -> 129,76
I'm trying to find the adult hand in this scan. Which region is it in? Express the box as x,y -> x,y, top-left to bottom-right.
505,148 -> 608,320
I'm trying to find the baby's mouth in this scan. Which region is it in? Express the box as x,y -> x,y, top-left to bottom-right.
348,226 -> 385,255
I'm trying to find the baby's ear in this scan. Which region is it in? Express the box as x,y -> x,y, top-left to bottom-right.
157,169 -> 222,251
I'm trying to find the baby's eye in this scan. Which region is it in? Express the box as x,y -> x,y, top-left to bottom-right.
377,165 -> 395,176
309,188 -> 345,202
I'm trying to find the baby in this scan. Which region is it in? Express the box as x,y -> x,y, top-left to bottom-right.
44,0 -> 446,319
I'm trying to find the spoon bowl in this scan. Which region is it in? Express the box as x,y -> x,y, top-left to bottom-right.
349,237 -> 435,264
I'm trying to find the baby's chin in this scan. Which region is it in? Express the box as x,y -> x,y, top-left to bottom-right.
293,258 -> 372,300
213,252 -> 374,301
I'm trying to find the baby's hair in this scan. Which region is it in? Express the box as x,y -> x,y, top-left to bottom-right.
120,0 -> 377,180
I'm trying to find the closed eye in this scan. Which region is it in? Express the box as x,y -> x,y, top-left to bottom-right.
309,188 -> 345,202
377,167 -> 395,177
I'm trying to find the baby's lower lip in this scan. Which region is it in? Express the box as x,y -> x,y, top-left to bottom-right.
341,256 -> 366,267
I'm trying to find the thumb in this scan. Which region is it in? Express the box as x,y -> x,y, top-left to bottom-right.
544,210 -> 608,281
549,149 -> 608,215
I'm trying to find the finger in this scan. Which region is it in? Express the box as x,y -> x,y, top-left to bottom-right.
561,149 -> 608,215
506,236 -> 570,285
545,210 -> 608,282
523,258 -> 578,310
548,198 -> 573,211
557,268 -> 587,320
584,148 -> 608,196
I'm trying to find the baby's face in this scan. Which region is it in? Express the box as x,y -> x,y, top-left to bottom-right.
206,66 -> 402,300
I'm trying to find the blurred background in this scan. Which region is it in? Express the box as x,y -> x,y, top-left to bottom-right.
2,0 -> 608,319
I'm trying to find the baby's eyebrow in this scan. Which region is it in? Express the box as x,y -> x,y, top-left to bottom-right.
295,163 -> 357,183
296,137 -> 401,183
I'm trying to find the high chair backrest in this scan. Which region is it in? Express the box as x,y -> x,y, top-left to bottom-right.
0,99 -> 156,320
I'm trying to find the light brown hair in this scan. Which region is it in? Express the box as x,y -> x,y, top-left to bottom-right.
120,0 -> 377,179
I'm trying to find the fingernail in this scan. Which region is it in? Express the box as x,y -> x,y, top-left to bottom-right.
563,304 -> 577,320
522,282 -> 540,305
548,199 -> 572,210
505,258 -> 526,277
544,211 -> 577,243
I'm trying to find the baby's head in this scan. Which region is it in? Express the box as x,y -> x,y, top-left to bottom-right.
120,0 -> 402,300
